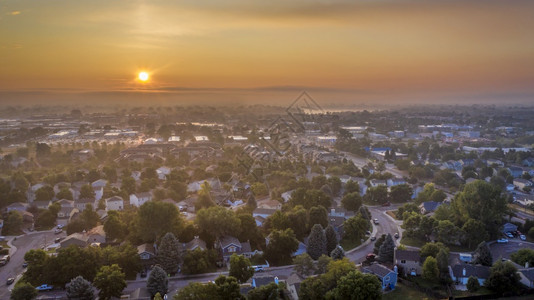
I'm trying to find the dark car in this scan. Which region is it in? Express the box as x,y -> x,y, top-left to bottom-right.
366,253 -> 376,261
6,278 -> 15,285
140,270 -> 147,278
394,232 -> 399,239
382,202 -> 391,207
22,262 -> 28,268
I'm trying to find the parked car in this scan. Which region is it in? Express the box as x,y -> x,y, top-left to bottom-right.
57,224 -> 64,229
6,278 -> 14,285
54,237 -> 61,243
373,219 -> 379,225
254,266 -> 265,272
520,234 -> 527,241
370,235 -> 376,241
505,232 -> 514,238
36,284 -> 53,291
497,238 -> 509,244
0,236 -> 5,241
365,230 -> 371,235
22,262 -> 28,268
365,253 -> 376,261
140,270 -> 147,278
382,202 -> 391,207
54,228 -> 63,234
394,232 -> 399,239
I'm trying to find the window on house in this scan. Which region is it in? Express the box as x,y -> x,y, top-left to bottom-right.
384,276 -> 390,281
401,260 -> 406,264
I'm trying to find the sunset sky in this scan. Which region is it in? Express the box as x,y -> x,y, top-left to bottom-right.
1,0 -> 534,105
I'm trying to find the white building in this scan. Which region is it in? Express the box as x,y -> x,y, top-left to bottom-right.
130,192 -> 152,208
105,196 -> 124,211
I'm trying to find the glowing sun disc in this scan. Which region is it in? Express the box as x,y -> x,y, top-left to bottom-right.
138,72 -> 149,81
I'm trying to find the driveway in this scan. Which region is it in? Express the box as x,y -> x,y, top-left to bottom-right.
489,240 -> 534,263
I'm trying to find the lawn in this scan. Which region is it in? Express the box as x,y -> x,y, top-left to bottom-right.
340,237 -> 363,250
383,282 -> 434,300
386,210 -> 399,220
0,241 -> 10,249
400,236 -> 476,252
452,287 -> 493,297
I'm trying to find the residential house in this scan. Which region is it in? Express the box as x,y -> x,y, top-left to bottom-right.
523,158 -> 534,167
21,211 -> 34,223
32,200 -> 51,210
394,249 -> 422,276
182,236 -> 207,252
27,183 -> 47,203
257,199 -> 282,210
86,225 -> 106,245
156,166 -> 171,180
253,208 -> 277,220
449,264 -> 490,286
91,179 -> 107,201
56,199 -> 75,208
60,233 -> 88,248
6,202 -> 28,213
519,268 -> 534,288
508,166 -> 525,178
387,178 -> 406,187
130,192 -> 152,208
75,198 -> 96,211
487,159 -> 504,167
443,160 -> 462,171
218,236 -> 253,262
251,275 -> 280,288
506,184 -> 516,192
370,179 -> 387,187
419,201 -> 442,215
362,264 -> 398,291
513,178 -> 533,191
105,196 -> 124,211
57,207 -> 79,224
138,243 -> 156,266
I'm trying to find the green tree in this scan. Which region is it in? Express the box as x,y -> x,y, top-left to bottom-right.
467,276 -> 480,293
325,225 -> 338,255
435,220 -> 462,245
420,242 -> 447,261
66,276 -> 95,300
344,180 -> 360,195
22,249 -> 49,286
287,206 -> 308,239
147,266 -> 168,297
57,188 -> 73,200
364,185 -> 388,204
10,282 -> 37,300
103,212 -> 126,241
181,249 -> 218,275
120,176 -> 136,195
377,234 -> 395,263
343,215 -> 368,242
326,270 -> 381,300
213,276 -> 243,300
299,276 -> 327,300
308,206 -> 328,229
174,282 -> 217,300
307,224 -> 327,260
195,206 -> 240,239
389,184 -> 413,203
373,234 -> 386,255
473,242 -> 492,266
294,253 -> 315,277
2,211 -> 23,235
35,210 -> 56,228
265,229 -> 299,266
156,232 -> 182,275
80,204 -> 99,229
462,219 -> 489,249
136,201 -> 183,242
316,255 -> 332,275
341,192 -> 362,212
80,184 -> 95,199
35,186 -> 54,202
422,256 -> 439,282
93,264 -> 126,300
247,282 -> 285,300
485,260 -> 520,294
510,248 -> 534,268
330,246 -> 345,260
436,248 -> 450,278
229,254 -> 254,283
100,244 -> 142,279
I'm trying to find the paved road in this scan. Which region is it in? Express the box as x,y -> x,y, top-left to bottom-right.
346,205 -> 402,264
0,230 -> 63,299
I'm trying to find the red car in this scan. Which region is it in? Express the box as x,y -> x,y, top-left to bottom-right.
366,253 -> 376,261
381,202 -> 391,207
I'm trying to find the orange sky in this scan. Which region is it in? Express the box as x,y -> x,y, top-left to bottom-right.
1,0 -> 534,105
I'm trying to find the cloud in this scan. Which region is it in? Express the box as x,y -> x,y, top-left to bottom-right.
9,11 -> 21,16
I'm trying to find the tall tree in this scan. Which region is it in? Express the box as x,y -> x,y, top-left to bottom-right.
326,270 -> 381,300
307,224 -> 327,260
147,266 -> 168,297
377,234 -> 395,263
80,184 -> 95,199
294,253 -> 315,278
156,232 -> 182,275
66,276 -> 95,300
330,246 -> 345,260
422,256 -> 439,282
325,225 -> 338,255
103,212 -> 126,241
462,219 -> 489,249
195,206 -> 240,239
93,264 -> 126,300
473,242 -> 492,266
265,229 -> 299,266
485,260 -> 520,294
341,192 -> 362,212
136,201 -> 183,242
436,248 -> 450,279
10,282 -> 37,300
229,254 -> 254,283
308,206 -> 328,229
389,184 -> 413,203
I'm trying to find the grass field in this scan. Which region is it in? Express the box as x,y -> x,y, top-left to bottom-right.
383,282 -> 434,300
340,237 -> 363,250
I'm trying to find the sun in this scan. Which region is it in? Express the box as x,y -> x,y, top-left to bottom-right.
138,71 -> 149,82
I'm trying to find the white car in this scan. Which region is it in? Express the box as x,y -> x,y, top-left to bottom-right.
373,219 -> 379,225
520,234 -> 527,241
505,232 -> 514,238
497,238 -> 509,244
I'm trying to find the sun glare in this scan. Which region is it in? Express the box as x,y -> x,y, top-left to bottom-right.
138,71 -> 149,82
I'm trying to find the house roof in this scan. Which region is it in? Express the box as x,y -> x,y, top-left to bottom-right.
253,208 -> 277,216
137,243 -> 156,255
106,196 -> 124,203
451,264 -> 490,279
420,201 -> 441,212
7,202 -> 28,209
220,236 -> 241,248
363,263 -> 394,279
520,269 -> 534,281
76,198 -> 95,204
92,179 -> 107,188
87,225 -> 105,237
135,192 -> 152,198
184,237 -> 207,251
32,200 -> 51,207
253,276 -> 277,287
395,249 -> 421,262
